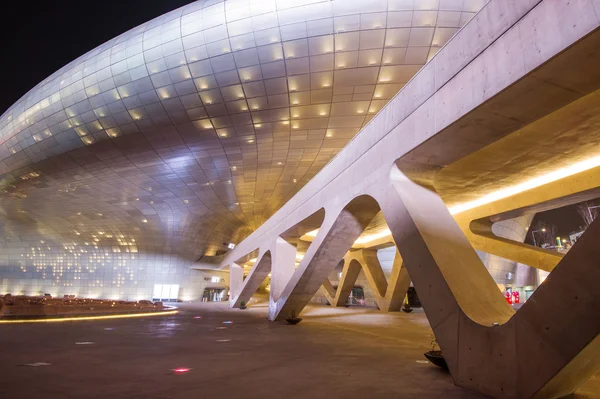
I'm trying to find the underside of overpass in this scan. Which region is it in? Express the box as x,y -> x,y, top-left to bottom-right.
1,0 -> 600,398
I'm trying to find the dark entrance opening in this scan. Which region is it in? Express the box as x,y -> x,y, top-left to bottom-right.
202,288 -> 226,302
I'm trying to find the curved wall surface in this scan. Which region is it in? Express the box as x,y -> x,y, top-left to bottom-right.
0,0 -> 485,300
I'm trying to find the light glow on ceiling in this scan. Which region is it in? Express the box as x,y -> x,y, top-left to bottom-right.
300,156 -> 600,246
448,154 -> 600,215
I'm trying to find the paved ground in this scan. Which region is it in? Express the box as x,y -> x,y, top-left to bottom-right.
0,300 -> 598,399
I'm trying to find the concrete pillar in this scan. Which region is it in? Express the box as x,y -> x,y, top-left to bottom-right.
320,279 -> 336,305
229,263 -> 244,306
322,247 -> 410,312
230,251 -> 271,308
269,196 -> 380,321
332,259 -> 361,306
269,238 -> 297,314
361,249 -> 388,298
384,249 -> 410,312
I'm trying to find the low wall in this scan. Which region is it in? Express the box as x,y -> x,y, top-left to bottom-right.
0,295 -> 170,319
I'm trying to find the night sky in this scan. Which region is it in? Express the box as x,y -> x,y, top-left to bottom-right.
0,0 -> 595,243
525,205 -> 594,245
1,0 -> 195,114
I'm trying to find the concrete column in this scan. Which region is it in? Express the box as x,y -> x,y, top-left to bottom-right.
230,251 -> 271,308
229,263 -> 244,306
269,196 -> 380,321
361,249 -> 388,298
269,238 -> 297,314
383,249 -> 410,312
322,247 -> 410,312
320,279 -> 336,305
332,259 -> 361,306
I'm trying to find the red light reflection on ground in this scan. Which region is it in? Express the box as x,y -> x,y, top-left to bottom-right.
173,368 -> 191,373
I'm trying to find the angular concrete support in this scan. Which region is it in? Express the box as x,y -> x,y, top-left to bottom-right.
269,196 -> 380,321
324,248 -> 410,312
379,163 -> 600,398
360,249 -> 388,299
230,250 -> 271,308
469,217 -> 563,272
384,249 -> 411,312
268,237 -> 297,314
320,279 -> 336,305
229,263 -> 244,307
332,259 -> 361,307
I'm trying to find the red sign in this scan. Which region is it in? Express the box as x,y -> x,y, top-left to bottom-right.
512,291 -> 520,304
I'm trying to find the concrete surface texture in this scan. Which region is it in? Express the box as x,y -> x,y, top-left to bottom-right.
0,301 -> 597,399
224,1 -> 600,398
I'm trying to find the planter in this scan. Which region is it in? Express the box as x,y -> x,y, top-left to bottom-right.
239,305 -> 247,310
424,351 -> 448,370
285,317 -> 302,325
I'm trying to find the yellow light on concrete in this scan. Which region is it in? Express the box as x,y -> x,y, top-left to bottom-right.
300,157 -> 600,249
305,229 -> 318,237
0,309 -> 178,324
304,227 -> 390,246
354,228 -> 392,245
449,155 -> 600,215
